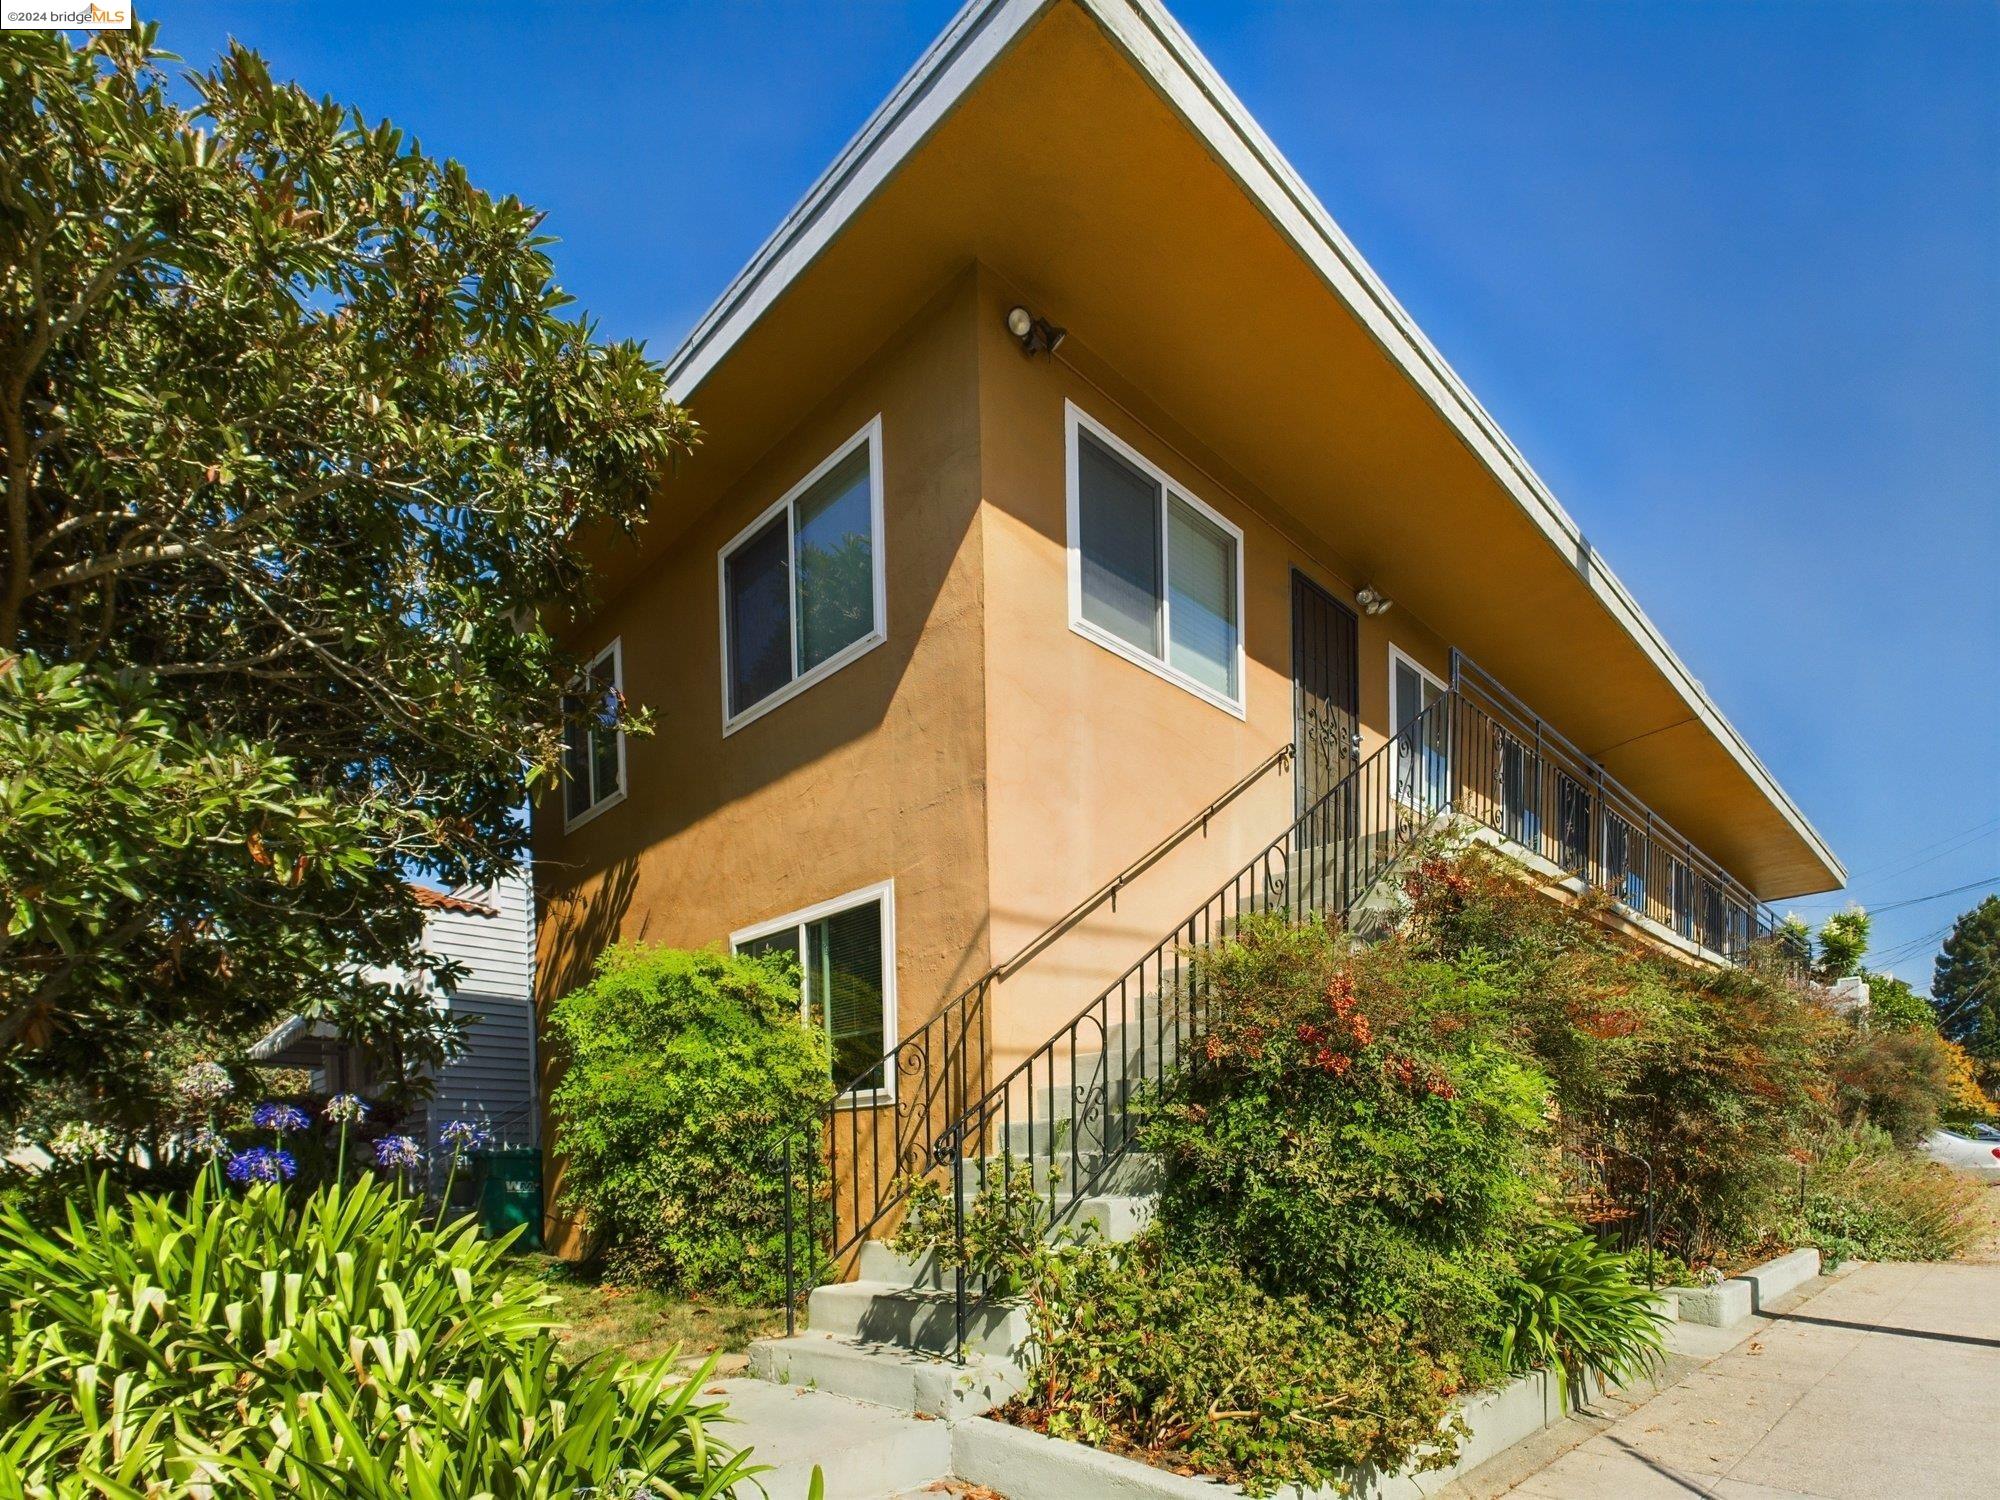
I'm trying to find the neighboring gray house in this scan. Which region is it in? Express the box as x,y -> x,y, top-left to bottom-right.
251,874 -> 540,1160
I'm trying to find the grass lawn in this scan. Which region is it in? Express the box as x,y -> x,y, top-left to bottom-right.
514,1255 -> 784,1365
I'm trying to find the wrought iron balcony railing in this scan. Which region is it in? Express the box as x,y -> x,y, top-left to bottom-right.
1447,655 -> 1779,963
775,660 -> 1780,1344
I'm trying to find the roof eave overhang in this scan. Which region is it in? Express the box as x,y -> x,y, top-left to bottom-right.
659,0 -> 1844,898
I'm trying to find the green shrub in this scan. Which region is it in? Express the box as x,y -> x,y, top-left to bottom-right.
890,1159 -> 1053,1294
1866,972 -> 1938,1034
1500,1235 -> 1668,1406
1792,1126 -> 1984,1265
0,1171 -> 757,1496
547,943 -> 834,1302
1831,1025 -> 1958,1145
1145,915 -> 1548,1382
1402,852 -> 1851,1264
1010,1234 -> 1462,1497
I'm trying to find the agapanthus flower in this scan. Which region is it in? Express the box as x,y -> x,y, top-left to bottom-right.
186,1125 -> 232,1159
225,1147 -> 296,1184
374,1135 -> 423,1171
48,1121 -> 111,1165
324,1094 -> 368,1125
251,1102 -> 312,1134
174,1061 -> 235,1106
437,1119 -> 491,1159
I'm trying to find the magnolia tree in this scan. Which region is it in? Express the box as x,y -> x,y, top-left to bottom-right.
0,27 -> 692,1127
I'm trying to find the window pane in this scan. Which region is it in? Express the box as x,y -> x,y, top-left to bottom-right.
589,659 -> 620,805
1076,433 -> 1161,656
726,514 -> 792,717
1166,496 -> 1237,698
807,900 -> 886,1092
737,928 -> 799,962
1393,661 -> 1421,734
794,446 -> 876,673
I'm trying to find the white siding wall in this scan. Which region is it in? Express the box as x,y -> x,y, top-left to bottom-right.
420,874 -> 540,1154
424,877 -> 535,1002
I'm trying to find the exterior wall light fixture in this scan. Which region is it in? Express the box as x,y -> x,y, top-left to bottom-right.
1006,305 -> 1067,356
1356,586 -> 1393,617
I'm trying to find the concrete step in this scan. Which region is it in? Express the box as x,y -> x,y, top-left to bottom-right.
962,1147 -> 1163,1196
1070,1191 -> 1153,1240
807,1279 -> 1029,1359
714,1376 -> 950,1499
853,1191 -> 1154,1293
746,1332 -> 1025,1419
857,1238 -> 950,1289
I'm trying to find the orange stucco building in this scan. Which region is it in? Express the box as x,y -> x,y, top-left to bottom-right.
531,0 -> 1843,1254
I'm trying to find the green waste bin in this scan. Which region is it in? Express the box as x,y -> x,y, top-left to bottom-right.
475,1146 -> 543,1250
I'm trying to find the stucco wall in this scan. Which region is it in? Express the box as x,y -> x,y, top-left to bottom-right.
969,265 -> 1459,1071
531,258 -> 1736,1259
532,270 -> 995,1254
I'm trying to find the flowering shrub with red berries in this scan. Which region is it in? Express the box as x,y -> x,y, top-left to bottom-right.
1147,912 -> 1549,1389
1009,848 -> 1963,1496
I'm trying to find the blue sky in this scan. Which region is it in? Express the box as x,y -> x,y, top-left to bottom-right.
147,1 -> 1999,987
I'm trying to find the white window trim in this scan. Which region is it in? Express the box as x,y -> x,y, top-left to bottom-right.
729,878 -> 899,1106
717,416 -> 888,736
562,638 -> 628,834
1388,645 -> 1447,721
1388,645 -> 1447,812
1064,401 -> 1247,720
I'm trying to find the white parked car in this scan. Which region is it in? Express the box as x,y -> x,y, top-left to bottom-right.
1922,1123 -> 2000,1179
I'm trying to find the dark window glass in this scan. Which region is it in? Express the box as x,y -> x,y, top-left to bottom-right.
563,649 -> 622,821
736,900 -> 889,1096
726,514 -> 792,717
794,446 -> 875,673
563,700 -> 590,822
1076,433 -> 1162,656
807,900 -> 887,1092
736,929 -> 800,983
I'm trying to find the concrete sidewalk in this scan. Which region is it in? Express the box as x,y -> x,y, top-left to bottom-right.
1457,1260 -> 2000,1499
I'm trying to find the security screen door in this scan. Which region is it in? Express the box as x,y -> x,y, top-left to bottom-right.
1291,572 -> 1359,825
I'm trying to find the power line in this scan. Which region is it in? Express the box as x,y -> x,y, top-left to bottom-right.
1837,813 -> 2000,883
1866,922 -> 1958,971
1866,876 -> 2000,916
1840,817 -> 2000,892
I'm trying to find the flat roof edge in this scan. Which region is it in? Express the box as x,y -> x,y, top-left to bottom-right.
659,0 -> 1845,894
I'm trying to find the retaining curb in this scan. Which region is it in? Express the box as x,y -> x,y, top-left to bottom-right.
1667,1247 -> 1820,1328
950,1365 -> 1603,1500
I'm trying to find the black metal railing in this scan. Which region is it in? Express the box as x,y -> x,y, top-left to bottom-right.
929,696 -> 1453,1355
1449,656 -> 1779,961
775,663 -> 1782,1353
778,743 -> 1297,1329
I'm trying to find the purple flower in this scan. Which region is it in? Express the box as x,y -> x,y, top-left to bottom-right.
324,1094 -> 368,1126
373,1134 -> 423,1171
251,1103 -> 311,1135
437,1119 -> 491,1160
226,1147 -> 296,1184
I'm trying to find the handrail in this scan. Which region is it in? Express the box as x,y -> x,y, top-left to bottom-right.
777,741 -> 1296,1325
1451,654 -> 1764,912
778,666 -> 1786,1352
930,695 -> 1453,1356
992,742 -> 1295,982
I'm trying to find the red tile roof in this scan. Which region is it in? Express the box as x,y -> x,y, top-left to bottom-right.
407,885 -> 499,918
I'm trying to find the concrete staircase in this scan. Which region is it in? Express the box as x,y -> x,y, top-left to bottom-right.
721,848 -> 1441,1492
747,1148 -> 1158,1418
